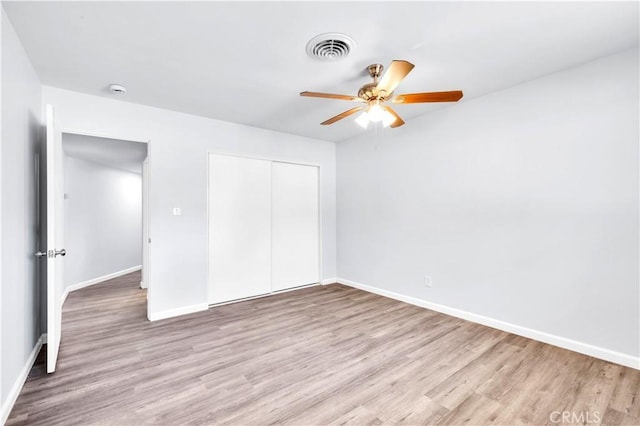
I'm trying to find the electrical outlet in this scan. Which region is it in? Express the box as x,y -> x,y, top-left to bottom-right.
424,275 -> 432,288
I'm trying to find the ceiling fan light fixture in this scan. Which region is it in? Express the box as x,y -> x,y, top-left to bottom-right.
382,109 -> 396,127
367,102 -> 384,122
355,112 -> 369,128
355,103 -> 395,128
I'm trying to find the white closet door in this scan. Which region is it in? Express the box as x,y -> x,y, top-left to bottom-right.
209,154 -> 272,303
271,162 -> 320,291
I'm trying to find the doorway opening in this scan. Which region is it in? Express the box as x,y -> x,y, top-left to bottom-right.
60,132 -> 149,316
43,104 -> 151,373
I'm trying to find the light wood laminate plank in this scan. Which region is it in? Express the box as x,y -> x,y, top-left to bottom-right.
7,272 -> 640,425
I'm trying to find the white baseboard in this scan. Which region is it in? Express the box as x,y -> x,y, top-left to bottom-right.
62,265 -> 142,305
1,334 -> 46,424
338,278 -> 640,370
321,277 -> 338,285
148,303 -> 208,322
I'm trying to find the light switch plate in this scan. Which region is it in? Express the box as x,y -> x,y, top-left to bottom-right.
424,275 -> 432,287
172,207 -> 181,216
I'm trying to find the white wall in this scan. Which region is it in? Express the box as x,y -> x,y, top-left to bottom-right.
42,87 -> 337,317
0,4 -> 42,414
337,49 -> 639,360
63,155 -> 142,288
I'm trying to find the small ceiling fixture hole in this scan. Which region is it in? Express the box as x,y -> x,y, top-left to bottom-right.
306,33 -> 355,62
109,84 -> 127,94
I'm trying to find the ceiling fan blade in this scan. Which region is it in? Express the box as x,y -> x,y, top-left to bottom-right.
300,91 -> 361,102
392,90 -> 463,104
321,107 -> 363,125
383,106 -> 405,128
375,60 -> 415,97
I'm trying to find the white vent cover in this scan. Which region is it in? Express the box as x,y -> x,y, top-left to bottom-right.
306,33 -> 355,61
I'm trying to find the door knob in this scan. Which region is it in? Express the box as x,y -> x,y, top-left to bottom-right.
36,249 -> 66,258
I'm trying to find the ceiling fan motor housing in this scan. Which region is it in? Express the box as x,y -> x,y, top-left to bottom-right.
358,83 -> 379,101
358,64 -> 392,101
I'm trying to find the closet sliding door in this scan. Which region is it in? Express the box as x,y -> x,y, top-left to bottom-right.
271,162 -> 319,292
209,154 -> 272,303
208,154 -> 320,304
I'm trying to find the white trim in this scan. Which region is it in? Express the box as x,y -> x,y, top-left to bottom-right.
272,282 -> 319,294
148,303 -> 209,322
1,334 -> 45,424
321,277 -> 338,285
141,157 -> 149,291
338,278 -> 640,370
316,165 -> 323,297
210,293 -> 273,307
62,265 -> 142,306
205,149 -> 322,168
210,283 -> 321,308
60,128 -> 150,145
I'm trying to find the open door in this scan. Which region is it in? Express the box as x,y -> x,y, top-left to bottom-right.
45,104 -> 65,373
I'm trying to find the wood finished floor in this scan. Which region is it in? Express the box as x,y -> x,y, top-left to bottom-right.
7,271 -> 640,425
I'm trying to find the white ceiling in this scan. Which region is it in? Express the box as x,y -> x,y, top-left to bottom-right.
4,1 -> 639,143
63,133 -> 147,174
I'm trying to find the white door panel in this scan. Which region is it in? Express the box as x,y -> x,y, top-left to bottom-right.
45,105 -> 65,373
209,154 -> 272,303
271,162 -> 320,291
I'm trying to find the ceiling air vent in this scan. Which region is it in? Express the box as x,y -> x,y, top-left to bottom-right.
306,33 -> 355,62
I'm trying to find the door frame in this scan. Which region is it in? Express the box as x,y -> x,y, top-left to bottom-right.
141,157 -> 149,291
206,151 -> 323,305
60,128 -> 152,320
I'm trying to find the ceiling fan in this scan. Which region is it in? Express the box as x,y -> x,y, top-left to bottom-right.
300,60 -> 463,128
